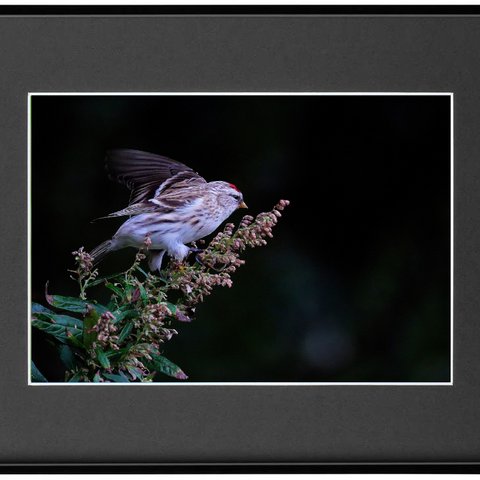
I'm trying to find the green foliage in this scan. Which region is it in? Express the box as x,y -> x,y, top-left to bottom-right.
31,361 -> 47,382
31,200 -> 289,383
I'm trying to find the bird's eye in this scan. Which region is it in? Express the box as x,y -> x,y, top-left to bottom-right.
230,193 -> 241,200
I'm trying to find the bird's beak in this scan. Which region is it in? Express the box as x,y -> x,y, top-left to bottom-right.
238,201 -> 248,209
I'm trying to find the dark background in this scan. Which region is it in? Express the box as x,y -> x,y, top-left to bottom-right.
31,94 -> 451,382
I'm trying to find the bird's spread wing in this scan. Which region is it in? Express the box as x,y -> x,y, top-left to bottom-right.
105,149 -> 205,205
101,173 -> 207,219
153,170 -> 207,208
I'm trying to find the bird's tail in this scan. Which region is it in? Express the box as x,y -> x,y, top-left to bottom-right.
90,240 -> 113,264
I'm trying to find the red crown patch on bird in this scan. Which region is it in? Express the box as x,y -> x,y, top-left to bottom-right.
229,183 -> 240,192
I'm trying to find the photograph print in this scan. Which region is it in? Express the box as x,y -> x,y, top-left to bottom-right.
29,93 -> 451,384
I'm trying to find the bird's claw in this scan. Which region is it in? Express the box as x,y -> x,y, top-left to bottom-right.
188,247 -> 205,266
188,247 -> 226,272
210,263 -> 227,272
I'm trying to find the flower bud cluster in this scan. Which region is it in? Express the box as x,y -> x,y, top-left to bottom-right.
139,303 -> 178,345
71,246 -> 99,299
72,246 -> 95,273
168,266 -> 234,307
233,199 -> 290,250
93,311 -> 119,349
167,200 -> 290,310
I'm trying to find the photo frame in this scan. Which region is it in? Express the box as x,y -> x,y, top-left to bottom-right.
1,5 -> 479,473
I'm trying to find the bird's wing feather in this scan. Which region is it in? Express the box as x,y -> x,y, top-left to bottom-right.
97,171 -> 208,220
96,202 -> 171,219
105,149 -> 204,204
153,171 -> 207,208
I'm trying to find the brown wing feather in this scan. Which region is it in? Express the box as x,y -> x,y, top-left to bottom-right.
105,149 -> 204,204
153,171 -> 207,207
96,202 -> 168,219
100,171 -> 208,219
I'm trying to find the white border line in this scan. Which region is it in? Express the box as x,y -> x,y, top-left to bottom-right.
8,0 -> 480,5
10,0 -> 480,5
450,92 -> 454,386
27,92 -> 32,386
29,92 -> 451,96
27,92 -> 454,386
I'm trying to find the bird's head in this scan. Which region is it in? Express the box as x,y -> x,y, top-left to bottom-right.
211,181 -> 248,216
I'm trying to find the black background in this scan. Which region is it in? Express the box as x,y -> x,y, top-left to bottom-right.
31,94 -> 451,382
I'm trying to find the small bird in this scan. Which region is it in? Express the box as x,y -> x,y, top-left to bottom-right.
90,149 -> 248,271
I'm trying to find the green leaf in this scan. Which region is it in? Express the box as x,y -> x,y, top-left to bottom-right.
58,344 -> 77,370
105,345 -> 133,363
126,365 -> 144,381
32,309 -> 83,343
96,348 -> 111,369
135,266 -> 149,277
46,293 -> 87,312
112,308 -> 137,324
83,305 -> 99,348
117,322 -> 133,343
45,289 -> 108,314
67,332 -> 85,349
31,361 -> 47,382
150,354 -> 188,380
105,282 -> 124,298
86,271 -> 125,288
137,283 -> 148,304
32,319 -> 80,344
124,285 -> 135,302
32,302 -> 54,315
103,372 -> 130,383
93,371 -> 103,383
34,312 -> 83,329
166,302 -> 177,315
68,371 -> 83,382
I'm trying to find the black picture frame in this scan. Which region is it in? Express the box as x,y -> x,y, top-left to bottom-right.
2,5 -> 479,473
